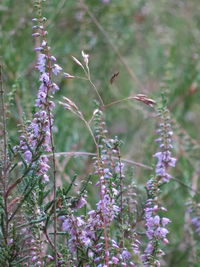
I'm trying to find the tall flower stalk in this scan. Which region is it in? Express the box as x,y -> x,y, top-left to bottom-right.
32,6 -> 62,265
13,0 -> 63,264
142,106 -> 176,267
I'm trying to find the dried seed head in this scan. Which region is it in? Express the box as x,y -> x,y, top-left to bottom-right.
63,72 -> 75,79
131,94 -> 156,107
72,56 -> 84,69
81,50 -> 89,65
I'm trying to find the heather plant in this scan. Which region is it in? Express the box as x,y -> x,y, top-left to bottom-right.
1,0 -> 200,267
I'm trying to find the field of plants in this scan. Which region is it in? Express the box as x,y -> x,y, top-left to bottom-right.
1,0 -> 200,266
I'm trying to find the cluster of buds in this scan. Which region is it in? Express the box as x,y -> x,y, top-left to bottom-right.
154,108 -> 176,183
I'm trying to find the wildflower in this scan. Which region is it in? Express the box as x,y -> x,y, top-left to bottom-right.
162,217 -> 171,226
52,64 -> 62,75
153,115 -> 176,183
191,216 -> 200,235
32,32 -> 40,37
142,108 -> 175,266
17,15 -> 62,185
24,150 -> 32,163
50,55 -> 57,62
51,83 -> 60,93
62,214 -> 92,253
39,72 -> 50,84
36,53 -> 46,73
34,47 -> 43,51
42,174 -> 49,183
75,197 -> 87,209
121,250 -> 132,261
41,40 -> 47,47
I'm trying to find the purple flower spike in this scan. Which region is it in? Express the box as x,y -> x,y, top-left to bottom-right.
142,108 -> 176,266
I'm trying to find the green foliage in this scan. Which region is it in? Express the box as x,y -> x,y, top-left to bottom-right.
1,0 -> 200,266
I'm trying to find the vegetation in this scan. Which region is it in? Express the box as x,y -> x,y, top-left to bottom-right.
0,0 -> 200,266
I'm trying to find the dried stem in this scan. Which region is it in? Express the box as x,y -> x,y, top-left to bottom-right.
51,151 -> 153,170
87,75 -> 104,108
104,97 -> 131,108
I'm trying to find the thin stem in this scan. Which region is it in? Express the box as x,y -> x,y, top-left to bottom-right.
97,163 -> 110,266
43,228 -> 62,259
0,61 -> 9,245
87,75 -> 104,108
0,62 -> 7,180
47,105 -> 57,265
104,97 -> 131,108
61,102 -> 99,147
79,59 -> 105,108
75,75 -> 88,80
42,22 -> 58,266
116,147 -> 124,248
81,117 -> 98,147
8,173 -> 37,223
51,151 -> 153,170
171,177 -> 200,195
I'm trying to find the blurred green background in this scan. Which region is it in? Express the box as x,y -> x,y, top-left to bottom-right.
1,0 -> 200,266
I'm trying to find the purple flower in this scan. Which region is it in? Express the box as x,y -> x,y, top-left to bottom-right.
162,217 -> 171,226
36,53 -> 46,73
42,174 -> 49,183
154,227 -> 169,239
121,250 -> 131,260
112,256 -> 119,264
131,238 -> 141,255
52,64 -> 62,75
41,40 -> 47,47
75,197 -> 87,209
153,115 -> 176,183
51,83 -> 60,93
76,217 -> 84,227
50,56 -> 57,62
62,218 -> 70,232
154,215 -> 160,225
191,216 -> 200,235
24,150 -> 32,162
32,32 -> 40,37
40,73 -> 50,84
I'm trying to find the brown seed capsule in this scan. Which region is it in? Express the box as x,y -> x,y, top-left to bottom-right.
131,94 -> 156,107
